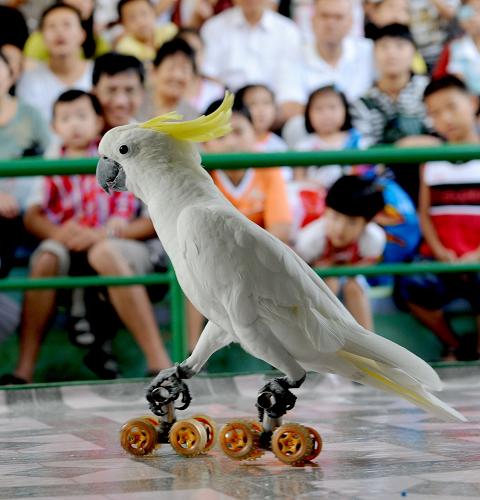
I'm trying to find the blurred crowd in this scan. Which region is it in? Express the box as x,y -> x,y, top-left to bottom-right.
1,0 -> 480,384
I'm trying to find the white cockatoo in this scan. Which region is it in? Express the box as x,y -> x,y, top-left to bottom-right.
96,93 -> 465,423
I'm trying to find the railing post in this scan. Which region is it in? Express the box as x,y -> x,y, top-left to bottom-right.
169,268 -> 187,363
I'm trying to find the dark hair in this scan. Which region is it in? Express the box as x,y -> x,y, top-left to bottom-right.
176,27 -> 202,42
92,52 -> 145,86
371,23 -> 415,45
204,98 -> 253,123
53,89 -> 103,117
39,2 -> 83,30
305,85 -> 352,134
0,6 -> 29,51
153,38 -> 196,70
326,175 -> 385,221
117,0 -> 153,20
234,84 -> 275,108
423,74 -> 469,100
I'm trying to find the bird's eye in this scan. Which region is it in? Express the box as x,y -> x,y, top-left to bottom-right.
119,145 -> 129,155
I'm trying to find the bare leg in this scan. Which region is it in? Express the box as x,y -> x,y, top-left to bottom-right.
186,298 -> 206,353
343,278 -> 373,330
15,252 -> 59,382
87,241 -> 171,372
408,302 -> 460,352
324,276 -> 340,296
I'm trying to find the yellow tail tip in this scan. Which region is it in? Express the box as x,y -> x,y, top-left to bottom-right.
139,91 -> 234,142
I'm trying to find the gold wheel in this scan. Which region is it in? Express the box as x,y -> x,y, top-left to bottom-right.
304,426 -> 322,462
191,414 -> 217,452
219,421 -> 264,461
120,418 -> 158,456
169,419 -> 208,457
271,423 -> 313,465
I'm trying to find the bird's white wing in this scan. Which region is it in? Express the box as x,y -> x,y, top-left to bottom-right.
176,205 -> 353,353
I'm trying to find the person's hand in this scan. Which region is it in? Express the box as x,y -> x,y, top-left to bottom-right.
0,193 -> 19,218
433,246 -> 457,263
458,249 -> 480,263
52,220 -> 83,245
106,217 -> 128,238
66,226 -> 106,252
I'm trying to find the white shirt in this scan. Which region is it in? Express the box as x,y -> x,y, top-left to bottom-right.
295,217 -> 386,264
201,7 -> 304,104
448,36 -> 480,95
17,61 -> 93,123
302,36 -> 374,103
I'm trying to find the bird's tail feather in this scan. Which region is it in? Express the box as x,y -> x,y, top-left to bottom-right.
339,351 -> 466,422
342,326 -> 443,391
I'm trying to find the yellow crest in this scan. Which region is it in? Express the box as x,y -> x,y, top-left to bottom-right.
139,91 -> 234,142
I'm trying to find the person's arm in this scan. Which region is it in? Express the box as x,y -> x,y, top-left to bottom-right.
23,205 -> 60,240
118,217 -> 156,240
263,169 -> 293,244
294,219 -> 327,264
418,165 -> 457,262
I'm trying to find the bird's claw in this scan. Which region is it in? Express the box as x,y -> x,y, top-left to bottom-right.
146,365 -> 192,416
256,377 -> 298,419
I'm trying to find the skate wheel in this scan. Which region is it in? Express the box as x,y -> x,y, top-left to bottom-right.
271,423 -> 313,466
120,418 -> 158,456
219,421 -> 264,460
304,426 -> 322,462
169,419 -> 208,457
191,414 -> 217,452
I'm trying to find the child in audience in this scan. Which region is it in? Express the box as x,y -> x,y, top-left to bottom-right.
235,84 -> 287,153
295,85 -> 365,188
398,75 -> 480,361
295,175 -> 386,330
115,0 -> 178,62
16,3 -> 93,123
0,89 -> 171,385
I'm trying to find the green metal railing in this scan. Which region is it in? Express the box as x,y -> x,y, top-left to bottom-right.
1,144 -> 480,362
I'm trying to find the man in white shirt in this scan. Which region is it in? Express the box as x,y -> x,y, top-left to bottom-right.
303,0 -> 375,103
200,0 -> 304,121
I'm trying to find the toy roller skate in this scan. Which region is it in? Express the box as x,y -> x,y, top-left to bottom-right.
120,367 -> 216,457
218,377 -> 322,466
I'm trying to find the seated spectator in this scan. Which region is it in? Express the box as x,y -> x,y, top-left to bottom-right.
398,75 -> 480,361
176,28 -> 225,113
172,0 -> 233,29
205,101 -> 292,243
16,3 -> 94,122
115,0 -> 178,62
92,52 -> 146,130
351,24 -> 433,203
24,0 -> 110,62
200,0 -> 304,122
295,86 -> 365,188
363,0 -> 428,74
0,6 -> 29,88
409,0 -> 460,71
0,89 -> 171,385
303,0 -> 375,103
446,0 -> 480,94
0,48 -> 50,278
234,84 -> 287,153
141,38 -> 199,119
295,175 -> 386,330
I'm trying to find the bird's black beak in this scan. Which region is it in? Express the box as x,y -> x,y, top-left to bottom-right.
96,156 -> 127,194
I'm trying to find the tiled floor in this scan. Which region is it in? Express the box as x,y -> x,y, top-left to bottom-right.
0,368 -> 479,499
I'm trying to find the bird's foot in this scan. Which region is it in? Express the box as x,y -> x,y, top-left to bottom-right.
256,374 -> 306,420
146,364 -> 192,416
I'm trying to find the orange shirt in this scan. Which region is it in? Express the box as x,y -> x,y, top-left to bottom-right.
211,168 -> 292,229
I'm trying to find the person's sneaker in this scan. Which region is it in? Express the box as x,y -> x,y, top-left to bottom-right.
83,345 -> 119,380
0,374 -> 27,385
68,316 -> 96,348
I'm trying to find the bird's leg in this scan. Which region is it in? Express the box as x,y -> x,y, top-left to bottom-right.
146,321 -> 232,416
256,373 -> 307,421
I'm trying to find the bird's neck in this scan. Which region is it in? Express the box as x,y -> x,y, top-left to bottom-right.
140,161 -> 224,255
